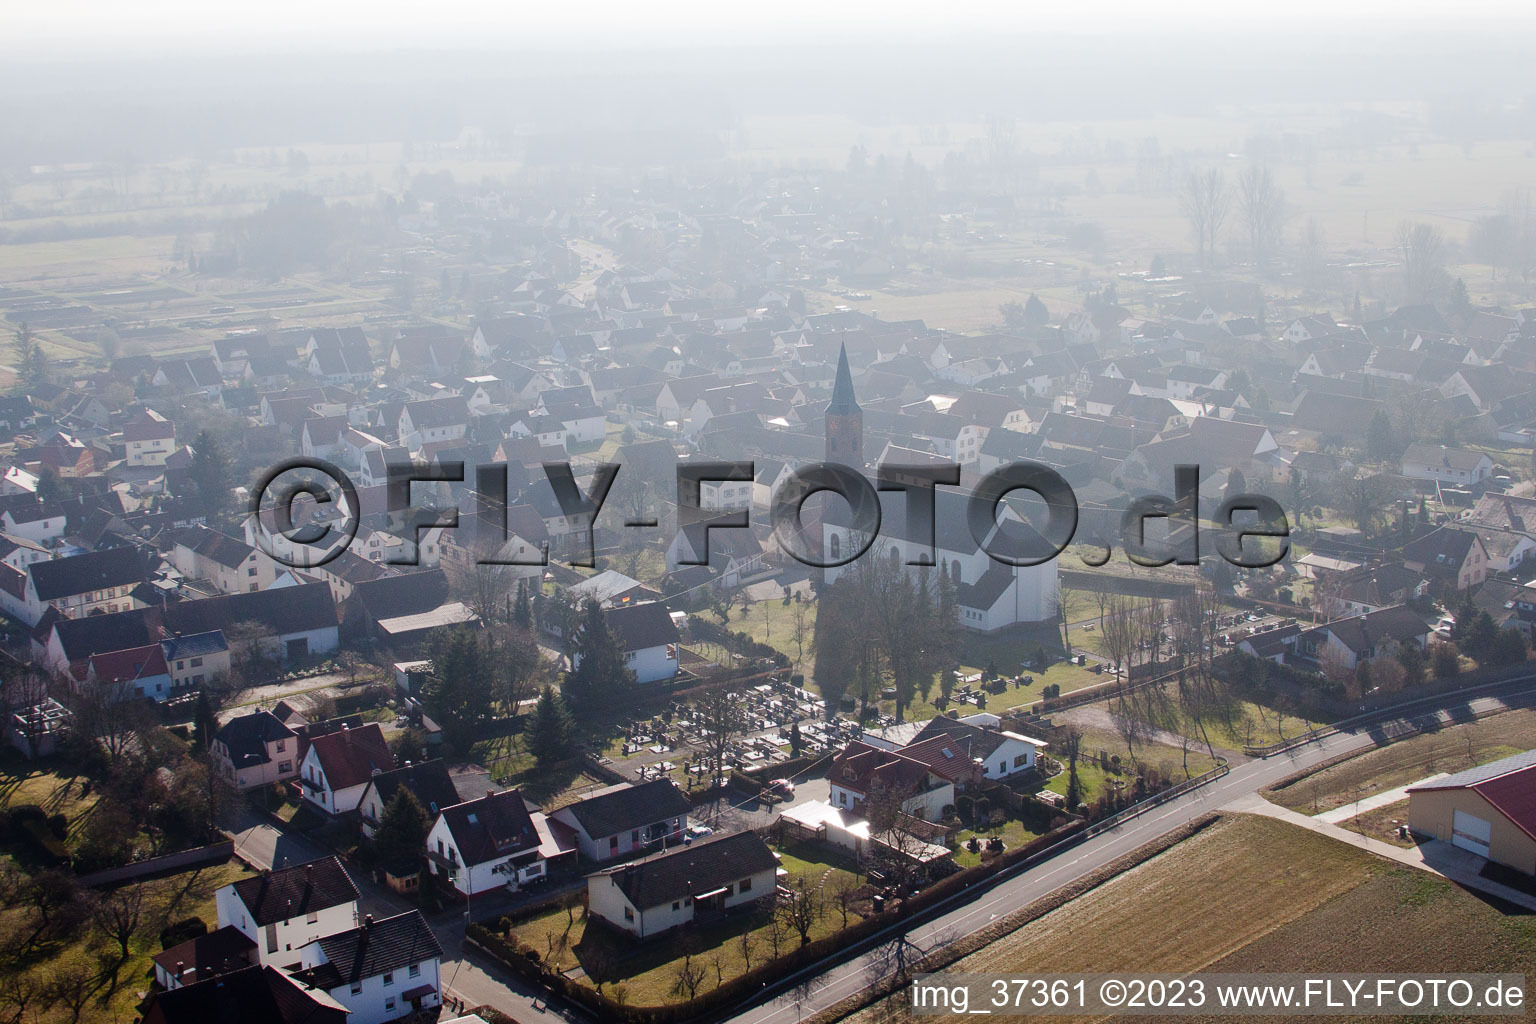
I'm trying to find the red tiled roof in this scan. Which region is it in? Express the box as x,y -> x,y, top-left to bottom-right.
89,643 -> 168,683
307,724 -> 394,792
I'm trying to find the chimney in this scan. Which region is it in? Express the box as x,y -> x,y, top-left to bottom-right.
364,914 -> 374,929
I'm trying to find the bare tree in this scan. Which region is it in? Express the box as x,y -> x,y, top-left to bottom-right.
777,874 -> 825,947
45,963 -> 99,1024
671,949 -> 708,1000
1237,164 -> 1287,267
0,971 -> 43,1024
790,599 -> 811,673
1398,221 -> 1448,303
1057,725 -> 1085,809
1099,594 -> 1137,679
736,928 -> 758,971
696,682 -> 747,789
93,885 -> 146,963
764,904 -> 790,958
1179,168 -> 1230,267
827,872 -> 860,929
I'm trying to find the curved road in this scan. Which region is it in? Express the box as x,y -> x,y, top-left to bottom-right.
725,680 -> 1536,1024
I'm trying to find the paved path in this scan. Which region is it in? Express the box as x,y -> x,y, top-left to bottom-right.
1229,791 -> 1536,912
722,679 -> 1536,1024
1312,773 -> 1445,824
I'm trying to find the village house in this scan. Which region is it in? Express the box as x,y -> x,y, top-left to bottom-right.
211,709 -> 301,791
571,601 -> 680,684
550,779 -> 693,862
1293,605 -> 1430,672
298,723 -> 396,814
143,965 -> 348,1024
828,741 -> 955,822
293,911 -> 443,1024
1400,444 -> 1495,487
151,926 -> 259,991
585,830 -> 780,939
215,857 -> 360,967
123,408 -> 176,467
169,525 -> 274,594
1402,527 -> 1491,592
357,759 -> 461,839
903,716 -> 1048,783
425,788 -> 574,895
4,545 -> 147,626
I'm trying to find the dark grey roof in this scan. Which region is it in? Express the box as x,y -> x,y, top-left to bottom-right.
605,601 -> 680,652
437,789 -> 540,866
365,759 -> 461,819
164,582 -> 337,637
560,779 -> 691,840
599,830 -> 778,910
30,546 -> 146,601
230,857 -> 357,927
51,607 -> 156,661
215,711 -> 297,769
163,630 -> 228,660
304,911 -> 441,989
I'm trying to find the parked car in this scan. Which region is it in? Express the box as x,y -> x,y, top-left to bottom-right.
687,823 -> 714,839
767,778 -> 795,798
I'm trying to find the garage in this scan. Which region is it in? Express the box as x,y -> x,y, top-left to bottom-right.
1407,749 -> 1536,878
1451,810 -> 1492,858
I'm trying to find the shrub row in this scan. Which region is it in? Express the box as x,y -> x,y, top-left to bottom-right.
685,617 -> 790,667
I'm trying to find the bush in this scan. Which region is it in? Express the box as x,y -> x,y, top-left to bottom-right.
21,818 -> 70,863
161,916 -> 209,949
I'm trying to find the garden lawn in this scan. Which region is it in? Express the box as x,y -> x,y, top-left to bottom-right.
0,857 -> 255,1024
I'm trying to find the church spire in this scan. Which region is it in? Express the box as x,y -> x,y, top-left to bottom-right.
826,342 -> 860,416
824,342 -> 863,465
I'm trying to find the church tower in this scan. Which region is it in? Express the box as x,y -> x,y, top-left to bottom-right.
825,342 -> 863,466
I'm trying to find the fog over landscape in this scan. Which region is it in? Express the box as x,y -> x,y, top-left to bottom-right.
1,6 -> 1535,1024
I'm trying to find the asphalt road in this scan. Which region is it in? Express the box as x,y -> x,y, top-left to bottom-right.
724,680 -> 1536,1024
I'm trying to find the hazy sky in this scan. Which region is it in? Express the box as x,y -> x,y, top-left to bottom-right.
8,0 -> 1535,52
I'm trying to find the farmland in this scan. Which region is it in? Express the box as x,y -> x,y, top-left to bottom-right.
843,813 -> 1536,1024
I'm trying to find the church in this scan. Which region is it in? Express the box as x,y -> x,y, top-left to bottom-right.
817,344 -> 1059,631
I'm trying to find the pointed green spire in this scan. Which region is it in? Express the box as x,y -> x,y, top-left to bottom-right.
827,342 -> 860,415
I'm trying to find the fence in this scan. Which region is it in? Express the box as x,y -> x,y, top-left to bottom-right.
77,840 -> 235,888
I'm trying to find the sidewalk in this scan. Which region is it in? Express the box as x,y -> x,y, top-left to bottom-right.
1312,773 -> 1446,824
1224,792 -> 1536,912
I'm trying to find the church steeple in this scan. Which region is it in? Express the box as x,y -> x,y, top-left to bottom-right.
827,342 -> 861,417
825,342 -> 863,465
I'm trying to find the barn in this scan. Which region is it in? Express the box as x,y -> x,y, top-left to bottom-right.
1407,749 -> 1536,876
